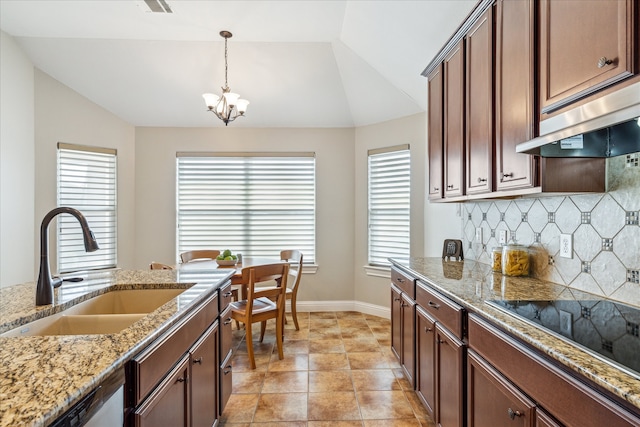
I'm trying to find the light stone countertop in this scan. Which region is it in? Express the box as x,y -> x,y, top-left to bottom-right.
0,268 -> 234,427
391,257 -> 640,413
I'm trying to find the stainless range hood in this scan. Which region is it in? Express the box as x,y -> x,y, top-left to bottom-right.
516,82 -> 640,157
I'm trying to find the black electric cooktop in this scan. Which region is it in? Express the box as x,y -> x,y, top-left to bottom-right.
487,299 -> 640,379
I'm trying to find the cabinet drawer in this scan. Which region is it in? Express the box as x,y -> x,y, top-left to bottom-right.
218,280 -> 234,312
416,281 -> 464,340
219,305 -> 233,363
219,351 -> 233,416
131,292 -> 218,405
468,314 -> 640,427
391,267 -> 415,299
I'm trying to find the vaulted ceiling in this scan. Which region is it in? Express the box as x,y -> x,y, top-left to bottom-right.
0,0 -> 476,128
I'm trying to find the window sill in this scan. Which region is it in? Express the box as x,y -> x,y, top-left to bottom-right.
302,264 -> 318,275
363,265 -> 391,279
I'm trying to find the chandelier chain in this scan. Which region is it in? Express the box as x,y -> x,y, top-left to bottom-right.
224,36 -> 229,89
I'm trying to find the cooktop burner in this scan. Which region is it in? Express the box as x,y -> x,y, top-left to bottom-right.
487,299 -> 640,379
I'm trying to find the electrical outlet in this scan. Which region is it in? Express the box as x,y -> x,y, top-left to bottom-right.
475,228 -> 483,243
499,230 -> 507,245
560,234 -> 573,258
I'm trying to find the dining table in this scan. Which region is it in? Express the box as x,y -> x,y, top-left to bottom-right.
177,256 -> 284,299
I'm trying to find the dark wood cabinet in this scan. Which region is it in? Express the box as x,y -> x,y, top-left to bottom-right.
435,323 -> 465,427
134,355 -> 190,427
428,64 -> 445,200
495,0 -> 538,191
190,322 -> 218,427
416,306 -> 436,418
391,283 -> 416,386
539,0 -> 636,114
443,39 -> 465,198
468,350 -> 535,427
465,7 -> 494,195
535,408 -> 563,427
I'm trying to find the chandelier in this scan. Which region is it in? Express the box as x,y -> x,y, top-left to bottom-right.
202,31 -> 249,126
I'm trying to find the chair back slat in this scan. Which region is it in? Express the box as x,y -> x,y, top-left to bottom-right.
180,249 -> 220,263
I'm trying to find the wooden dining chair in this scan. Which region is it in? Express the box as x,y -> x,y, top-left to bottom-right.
149,262 -> 174,270
230,263 -> 289,369
259,250 -> 304,330
179,249 -> 221,263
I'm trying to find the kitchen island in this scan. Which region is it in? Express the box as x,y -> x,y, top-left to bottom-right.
390,257 -> 640,426
0,267 -> 234,427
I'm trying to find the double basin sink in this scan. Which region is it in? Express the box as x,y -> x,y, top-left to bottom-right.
1,288 -> 186,337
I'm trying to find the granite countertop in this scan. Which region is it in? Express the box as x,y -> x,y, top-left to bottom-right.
0,268 -> 234,427
391,257 -> 640,412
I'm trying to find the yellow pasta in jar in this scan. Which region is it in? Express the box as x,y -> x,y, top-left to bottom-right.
501,245 -> 530,276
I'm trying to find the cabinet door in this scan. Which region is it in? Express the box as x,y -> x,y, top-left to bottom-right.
443,39 -> 465,198
435,324 -> 465,427
219,352 -> 233,417
134,355 -> 190,427
191,322 -> 218,427
465,7 -> 493,195
468,350 -> 535,427
391,284 -> 403,361
416,306 -> 437,418
495,0 -> 537,191
428,64 -> 444,200
539,0 -> 635,114
535,408 -> 563,427
401,292 -> 416,387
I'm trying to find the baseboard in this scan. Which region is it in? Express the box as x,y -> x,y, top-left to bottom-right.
288,300 -> 390,320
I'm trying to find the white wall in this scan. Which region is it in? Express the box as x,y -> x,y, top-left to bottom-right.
34,70 -> 137,272
0,31 -> 35,288
134,127 -> 356,302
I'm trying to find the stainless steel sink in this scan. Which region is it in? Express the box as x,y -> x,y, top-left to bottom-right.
1,288 -> 186,337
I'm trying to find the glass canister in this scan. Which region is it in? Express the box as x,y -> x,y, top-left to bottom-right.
491,246 -> 503,272
501,242 -> 530,277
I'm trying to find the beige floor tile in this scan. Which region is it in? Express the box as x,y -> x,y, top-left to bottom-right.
310,312 -> 338,320
340,328 -> 376,340
262,371 -> 308,393
335,311 -> 363,319
232,371 -> 265,393
253,392 -> 308,422
309,421 -> 364,427
310,328 -> 343,340
347,352 -> 390,370
267,353 -> 309,371
282,339 -> 310,354
363,420 -> 423,427
309,353 -> 350,370
309,370 -> 354,392
309,338 -> 346,353
308,391 -> 361,420
232,353 -> 271,372
342,337 -> 381,353
220,393 -> 259,423
404,390 -> 433,423
357,390 -> 416,419
351,369 -> 401,391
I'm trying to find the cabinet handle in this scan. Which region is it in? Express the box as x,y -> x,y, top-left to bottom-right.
223,365 -> 232,375
223,291 -> 233,297
401,302 -> 408,308
223,318 -> 232,325
393,297 -> 401,302
425,327 -> 433,333
193,357 -> 203,364
501,172 -> 514,179
597,56 -> 613,68
477,177 -> 487,183
428,301 -> 440,309
438,339 -> 446,344
176,377 -> 186,383
508,408 -> 523,420
433,187 -> 439,192
446,184 -> 454,189
396,277 -> 405,283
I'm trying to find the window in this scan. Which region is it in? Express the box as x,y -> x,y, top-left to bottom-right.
57,143 -> 117,272
368,145 -> 410,266
176,153 -> 316,263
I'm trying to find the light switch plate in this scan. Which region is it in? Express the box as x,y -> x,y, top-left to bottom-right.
499,230 -> 507,245
560,234 -> 573,258
475,228 -> 483,243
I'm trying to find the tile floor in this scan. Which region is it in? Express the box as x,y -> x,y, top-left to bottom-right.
220,311 -> 435,426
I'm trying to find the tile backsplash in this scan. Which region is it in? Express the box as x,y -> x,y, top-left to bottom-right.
462,153 -> 640,306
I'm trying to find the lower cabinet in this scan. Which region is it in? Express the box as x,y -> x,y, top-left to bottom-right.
468,350 -> 535,427
391,283 -> 416,387
190,323 -> 219,427
435,323 -> 465,427
415,306 -> 436,417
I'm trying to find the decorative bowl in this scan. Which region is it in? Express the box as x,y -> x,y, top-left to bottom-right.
216,259 -> 238,267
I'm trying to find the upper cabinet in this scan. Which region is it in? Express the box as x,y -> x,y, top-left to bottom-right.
443,40 -> 466,198
539,0 -> 636,115
427,65 -> 444,201
465,7 -> 494,196
494,0 -> 537,191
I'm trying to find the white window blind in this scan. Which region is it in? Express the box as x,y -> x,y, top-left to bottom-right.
177,153 -> 316,263
368,145 -> 410,266
57,143 -> 117,273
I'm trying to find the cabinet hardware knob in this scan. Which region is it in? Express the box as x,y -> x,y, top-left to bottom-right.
433,187 -> 439,192
176,377 -> 186,383
447,184 -> 454,189
501,172 -> 514,179
223,318 -> 232,325
507,408 -> 523,419
477,177 -> 487,183
394,297 -> 401,302
193,357 -> 203,364
428,301 -> 440,309
425,327 -> 433,333
223,366 -> 232,375
401,302 -> 408,308
396,277 -> 404,283
597,56 -> 613,68
224,291 -> 233,297
438,339 -> 446,344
